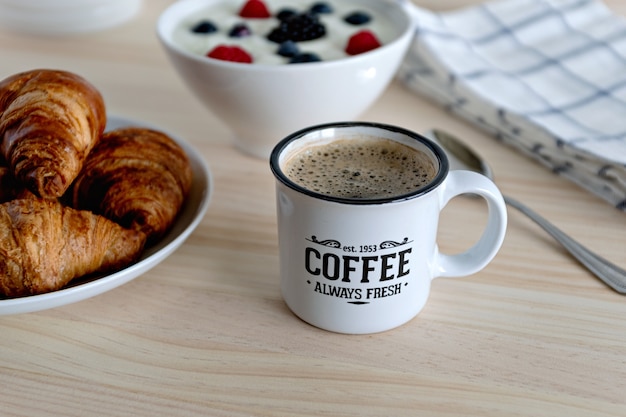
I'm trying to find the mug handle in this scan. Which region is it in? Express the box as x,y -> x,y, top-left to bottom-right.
434,170 -> 508,278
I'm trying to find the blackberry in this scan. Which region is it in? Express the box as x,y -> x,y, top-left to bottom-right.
267,12 -> 326,43
344,11 -> 371,25
289,52 -> 322,64
191,20 -> 218,34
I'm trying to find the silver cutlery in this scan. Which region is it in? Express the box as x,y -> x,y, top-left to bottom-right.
426,129 -> 626,294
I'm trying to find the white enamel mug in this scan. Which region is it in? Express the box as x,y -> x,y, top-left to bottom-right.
270,122 -> 507,334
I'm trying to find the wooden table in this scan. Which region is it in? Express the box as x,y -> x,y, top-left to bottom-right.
1,1 -> 625,416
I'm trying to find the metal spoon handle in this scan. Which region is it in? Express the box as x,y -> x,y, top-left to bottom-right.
504,195 -> 626,293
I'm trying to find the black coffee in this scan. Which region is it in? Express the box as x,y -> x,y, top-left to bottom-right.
282,136 -> 437,199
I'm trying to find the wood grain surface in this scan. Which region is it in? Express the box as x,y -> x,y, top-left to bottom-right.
1,1 -> 625,416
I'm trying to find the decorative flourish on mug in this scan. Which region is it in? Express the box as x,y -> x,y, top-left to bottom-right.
306,235 -> 341,248
379,237 -> 411,249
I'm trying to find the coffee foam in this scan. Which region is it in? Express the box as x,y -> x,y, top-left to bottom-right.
283,136 -> 437,199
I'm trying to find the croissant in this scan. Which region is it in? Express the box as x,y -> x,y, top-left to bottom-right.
0,69 -> 106,199
0,198 -> 146,298
70,127 -> 193,244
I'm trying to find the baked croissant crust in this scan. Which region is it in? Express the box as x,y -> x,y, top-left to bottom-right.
0,198 -> 146,298
70,127 -> 193,244
0,69 -> 106,199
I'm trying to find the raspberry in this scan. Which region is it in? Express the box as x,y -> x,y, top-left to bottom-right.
239,0 -> 271,18
345,30 -> 381,55
207,45 -> 253,63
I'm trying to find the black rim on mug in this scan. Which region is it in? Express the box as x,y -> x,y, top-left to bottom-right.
270,122 -> 450,205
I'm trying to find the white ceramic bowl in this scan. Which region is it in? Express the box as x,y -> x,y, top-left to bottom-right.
157,0 -> 415,159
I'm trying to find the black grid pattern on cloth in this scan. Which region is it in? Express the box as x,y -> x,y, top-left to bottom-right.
398,0 -> 626,210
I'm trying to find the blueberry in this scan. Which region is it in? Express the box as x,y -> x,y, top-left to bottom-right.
289,52 -> 322,63
229,23 -> 252,38
310,2 -> 333,14
277,40 -> 299,57
191,20 -> 218,34
276,8 -> 298,21
344,11 -> 371,25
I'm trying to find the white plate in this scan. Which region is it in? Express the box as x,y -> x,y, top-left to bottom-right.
0,0 -> 142,35
0,115 -> 212,315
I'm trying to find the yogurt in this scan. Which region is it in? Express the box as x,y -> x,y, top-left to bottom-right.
172,0 -> 398,65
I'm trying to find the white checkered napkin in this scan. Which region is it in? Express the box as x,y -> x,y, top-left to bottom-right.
397,0 -> 626,211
